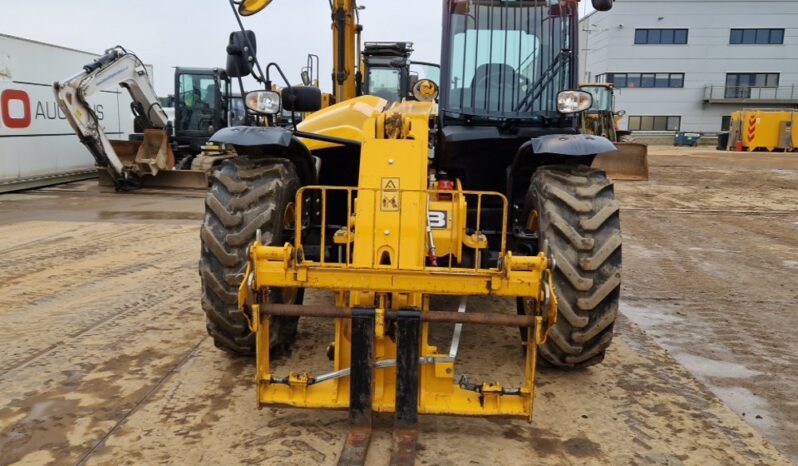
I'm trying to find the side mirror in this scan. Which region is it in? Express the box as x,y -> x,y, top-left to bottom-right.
301,70 -> 311,86
282,86 -> 322,113
226,30 -> 257,78
592,0 -> 613,11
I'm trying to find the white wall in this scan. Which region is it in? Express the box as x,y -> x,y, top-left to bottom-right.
580,0 -> 798,132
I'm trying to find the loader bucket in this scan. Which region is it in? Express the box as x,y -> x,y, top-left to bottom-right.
592,142 -> 649,181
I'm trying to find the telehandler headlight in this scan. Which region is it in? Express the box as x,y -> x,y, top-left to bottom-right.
245,90 -> 281,115
557,90 -> 593,114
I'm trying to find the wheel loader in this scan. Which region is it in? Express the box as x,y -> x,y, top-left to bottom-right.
580,83 -> 650,181
200,0 -> 621,464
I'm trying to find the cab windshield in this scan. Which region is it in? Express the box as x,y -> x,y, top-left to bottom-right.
441,0 -> 576,120
367,66 -> 403,103
176,73 -> 220,133
582,86 -> 612,112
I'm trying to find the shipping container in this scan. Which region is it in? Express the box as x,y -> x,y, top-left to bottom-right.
0,34 -> 148,192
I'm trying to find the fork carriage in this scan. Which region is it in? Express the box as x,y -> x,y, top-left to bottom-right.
237,108 -> 558,464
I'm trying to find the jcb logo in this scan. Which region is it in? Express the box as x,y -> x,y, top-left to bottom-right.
0,89 -> 31,129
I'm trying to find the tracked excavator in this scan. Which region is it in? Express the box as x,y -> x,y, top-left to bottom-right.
200,0 -> 620,464
54,47 -> 234,190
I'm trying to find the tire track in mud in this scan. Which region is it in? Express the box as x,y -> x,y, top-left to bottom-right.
74,337 -> 207,466
623,207 -> 798,216
0,223 -> 91,254
0,223 -> 181,286
0,221 -> 201,375
0,277 -> 193,376
0,274 -> 205,466
618,158 -> 798,462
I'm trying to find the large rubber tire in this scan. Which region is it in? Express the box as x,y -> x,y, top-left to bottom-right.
200,157 -> 302,356
520,165 -> 622,368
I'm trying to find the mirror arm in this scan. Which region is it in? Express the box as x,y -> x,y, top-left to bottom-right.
265,62 -> 297,128
228,0 -> 267,84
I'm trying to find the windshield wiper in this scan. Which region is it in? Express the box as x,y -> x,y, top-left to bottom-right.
514,50 -> 571,113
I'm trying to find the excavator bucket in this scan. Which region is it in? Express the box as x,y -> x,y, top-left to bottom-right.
99,131 -> 208,190
592,142 -> 650,181
134,129 -> 176,176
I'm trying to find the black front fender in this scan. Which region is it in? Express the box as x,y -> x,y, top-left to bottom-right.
210,126 -> 317,184
527,133 -> 616,157
508,134 -> 617,207
210,126 -> 294,148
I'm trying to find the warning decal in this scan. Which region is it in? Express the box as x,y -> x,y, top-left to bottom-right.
381,177 -> 400,211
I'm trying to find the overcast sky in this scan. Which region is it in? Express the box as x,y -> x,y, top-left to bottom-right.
2,1 -> 594,96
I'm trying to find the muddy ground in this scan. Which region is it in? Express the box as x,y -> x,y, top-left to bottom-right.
0,147 -> 796,465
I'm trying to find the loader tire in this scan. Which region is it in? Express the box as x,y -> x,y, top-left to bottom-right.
519,165 -> 622,368
200,157 -> 303,356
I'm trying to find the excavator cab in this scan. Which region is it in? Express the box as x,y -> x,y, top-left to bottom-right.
174,68 -> 232,154
362,42 -> 413,104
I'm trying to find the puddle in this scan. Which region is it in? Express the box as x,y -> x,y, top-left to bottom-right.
622,243 -> 661,260
621,301 -> 779,449
710,385 -> 775,431
687,247 -> 736,254
98,211 -> 203,221
620,302 -> 683,328
783,260 -> 798,269
672,353 -> 762,379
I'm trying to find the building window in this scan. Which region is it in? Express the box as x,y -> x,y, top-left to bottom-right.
730,29 -> 784,45
634,29 -> 688,45
599,73 -> 685,89
725,73 -> 779,98
628,115 -> 681,132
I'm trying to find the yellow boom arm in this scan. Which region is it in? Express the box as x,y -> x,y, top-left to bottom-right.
238,0 -> 361,103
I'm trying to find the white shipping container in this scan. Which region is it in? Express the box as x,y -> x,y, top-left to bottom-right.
0,34 -> 147,192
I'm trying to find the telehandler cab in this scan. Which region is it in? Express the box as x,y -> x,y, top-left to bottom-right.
200,0 -> 620,463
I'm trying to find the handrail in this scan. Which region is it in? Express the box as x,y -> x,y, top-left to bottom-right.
704,84 -> 798,101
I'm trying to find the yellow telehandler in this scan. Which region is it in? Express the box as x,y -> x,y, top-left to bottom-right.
200,0 -> 620,463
